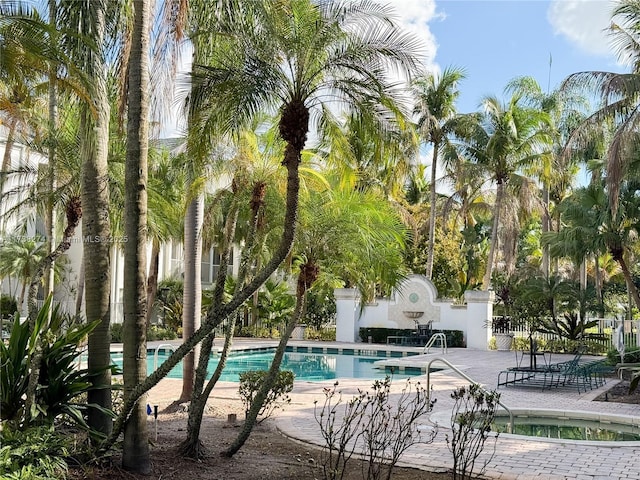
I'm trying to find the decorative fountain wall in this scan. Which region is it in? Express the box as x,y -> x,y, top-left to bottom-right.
335,274 -> 494,350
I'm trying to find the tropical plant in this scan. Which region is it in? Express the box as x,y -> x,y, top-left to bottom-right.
460,93 -> 551,289
0,425 -> 71,480
0,300 -> 109,432
413,66 -> 466,280
238,369 -> 294,423
256,279 -> 296,337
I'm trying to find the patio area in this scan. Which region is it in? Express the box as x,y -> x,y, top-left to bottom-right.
145,341 -> 640,480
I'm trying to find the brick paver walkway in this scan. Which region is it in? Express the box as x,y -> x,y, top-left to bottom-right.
140,340 -> 640,479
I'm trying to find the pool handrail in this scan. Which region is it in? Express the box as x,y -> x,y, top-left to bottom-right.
423,333 -> 447,354
153,343 -> 176,371
426,357 -> 513,434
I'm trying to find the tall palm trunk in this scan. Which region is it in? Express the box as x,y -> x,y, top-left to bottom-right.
482,180 -> 504,290
425,139 -> 440,280
122,0 -> 151,472
44,0 -> 58,303
0,117 -> 18,233
145,237 -> 161,325
180,193 -> 203,401
83,0 -> 113,436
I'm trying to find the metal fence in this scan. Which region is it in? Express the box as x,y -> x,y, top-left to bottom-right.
504,317 -> 639,351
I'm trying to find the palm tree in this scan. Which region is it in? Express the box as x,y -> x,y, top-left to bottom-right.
0,235 -> 47,309
412,67 -> 466,279
545,180 -> 640,311
103,0 -> 422,454
462,93 -> 551,289
225,178 -> 410,457
121,0 -> 151,472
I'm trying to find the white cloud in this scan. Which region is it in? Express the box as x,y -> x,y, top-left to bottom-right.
386,0 -> 441,73
547,0 -> 616,57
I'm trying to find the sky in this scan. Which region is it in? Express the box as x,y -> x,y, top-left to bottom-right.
163,0 -> 628,137
391,0 -> 625,114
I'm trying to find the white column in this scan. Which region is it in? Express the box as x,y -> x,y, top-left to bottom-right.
464,290 -> 495,350
335,288 -> 360,343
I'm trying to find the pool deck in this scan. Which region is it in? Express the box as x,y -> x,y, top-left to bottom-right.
139,340 -> 640,480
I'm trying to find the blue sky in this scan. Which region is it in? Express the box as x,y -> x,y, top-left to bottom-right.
164,0 -> 627,138
391,0 -> 626,113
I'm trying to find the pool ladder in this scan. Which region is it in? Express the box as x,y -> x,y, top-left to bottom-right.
153,343 -> 176,371
425,357 -> 514,434
422,333 -> 448,354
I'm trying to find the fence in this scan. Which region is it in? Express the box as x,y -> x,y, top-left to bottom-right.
502,317 -> 639,351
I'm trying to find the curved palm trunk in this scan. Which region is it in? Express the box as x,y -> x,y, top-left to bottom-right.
182,185 -> 261,459
83,4 -> 114,435
615,253 -> 640,312
223,261 -> 317,457
482,180 -> 504,290
23,198 -> 82,419
122,0 -> 151,472
425,139 -> 440,279
101,103 -> 306,455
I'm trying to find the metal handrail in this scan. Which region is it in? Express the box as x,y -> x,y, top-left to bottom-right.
423,333 -> 447,354
426,357 -> 513,433
153,343 -> 176,371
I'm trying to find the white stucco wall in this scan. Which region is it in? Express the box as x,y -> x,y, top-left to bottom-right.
335,275 -> 494,349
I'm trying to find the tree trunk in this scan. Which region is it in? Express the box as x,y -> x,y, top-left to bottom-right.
180,194 -> 204,401
146,237 -> 160,325
44,0 -> 58,305
102,104 -> 305,454
75,254 -> 85,316
122,0 -> 151,472
541,183 -> 550,279
482,180 -> 503,290
82,0 -> 113,439
616,254 -> 640,313
425,140 -> 439,280
223,262 -> 315,457
23,198 -> 82,420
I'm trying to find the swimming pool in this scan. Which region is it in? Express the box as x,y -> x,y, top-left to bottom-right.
111,346 -> 423,382
491,410 -> 640,442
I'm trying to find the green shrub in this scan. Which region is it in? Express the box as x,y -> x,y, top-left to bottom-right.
305,327 -> 336,341
110,323 -> 123,343
607,346 -> 640,364
0,293 -> 17,319
238,370 -> 294,423
146,325 -> 178,341
0,300 -> 109,430
237,326 -> 279,338
303,288 -> 336,330
0,425 -> 70,479
358,328 -> 465,347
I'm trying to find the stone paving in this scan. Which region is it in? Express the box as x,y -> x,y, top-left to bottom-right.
140,340 -> 640,480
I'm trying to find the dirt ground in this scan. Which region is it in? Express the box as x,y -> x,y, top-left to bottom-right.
69,379 -> 638,480
69,399 -> 451,480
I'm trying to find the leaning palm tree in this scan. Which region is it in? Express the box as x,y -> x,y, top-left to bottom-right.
413,66 -> 466,279
225,178 -> 410,457
461,93 -> 551,289
103,0 -> 422,455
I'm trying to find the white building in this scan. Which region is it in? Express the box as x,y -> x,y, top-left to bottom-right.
0,130 -> 239,323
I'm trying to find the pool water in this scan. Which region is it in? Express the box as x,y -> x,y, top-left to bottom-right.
111,349 -> 422,383
492,415 -> 640,441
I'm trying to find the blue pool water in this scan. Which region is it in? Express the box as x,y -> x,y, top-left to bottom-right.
111,348 -> 422,382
